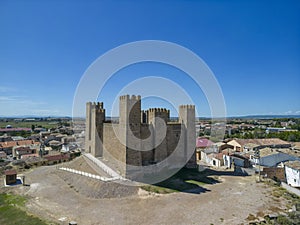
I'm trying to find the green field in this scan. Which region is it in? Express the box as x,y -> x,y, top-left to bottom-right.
0,193 -> 49,225
0,120 -> 69,129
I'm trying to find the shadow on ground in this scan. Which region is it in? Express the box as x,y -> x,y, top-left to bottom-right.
201,167 -> 250,177
4,178 -> 23,187
143,167 -> 249,194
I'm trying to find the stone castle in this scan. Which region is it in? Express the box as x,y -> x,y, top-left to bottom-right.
85,95 -> 196,179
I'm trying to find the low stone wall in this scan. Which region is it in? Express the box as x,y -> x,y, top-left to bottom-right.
281,182 -> 300,197
261,167 -> 285,182
59,167 -> 119,182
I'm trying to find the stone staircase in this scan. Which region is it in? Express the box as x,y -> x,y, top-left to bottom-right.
83,153 -> 124,180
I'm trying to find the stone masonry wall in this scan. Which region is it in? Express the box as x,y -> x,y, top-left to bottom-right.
102,123 -> 126,176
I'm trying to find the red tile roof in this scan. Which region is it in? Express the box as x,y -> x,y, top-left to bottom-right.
44,154 -> 70,161
21,153 -> 39,159
215,153 -> 224,160
285,161 -> 300,170
4,170 -> 17,175
0,140 -> 39,148
15,147 -> 32,152
0,128 -> 31,132
231,138 -> 291,147
196,137 -> 214,148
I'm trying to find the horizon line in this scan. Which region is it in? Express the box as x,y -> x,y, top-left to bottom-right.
0,114 -> 300,119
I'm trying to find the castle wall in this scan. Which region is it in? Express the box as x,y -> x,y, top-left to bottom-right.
166,123 -> 182,155
166,123 -> 185,168
140,122 -> 185,166
147,108 -> 170,163
154,137 -> 167,163
140,124 -> 154,165
102,123 -> 126,176
85,95 -> 197,179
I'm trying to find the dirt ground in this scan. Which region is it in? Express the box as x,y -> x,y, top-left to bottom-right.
1,164 -> 290,225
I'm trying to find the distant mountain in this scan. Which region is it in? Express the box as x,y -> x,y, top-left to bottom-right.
228,115 -> 300,119
0,115 -> 72,119
197,115 -> 300,120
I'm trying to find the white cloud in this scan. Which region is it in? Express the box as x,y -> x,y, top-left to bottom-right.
28,109 -> 61,116
0,86 -> 17,92
0,96 -> 17,101
0,95 -> 45,105
0,88 -> 65,116
17,100 -> 45,105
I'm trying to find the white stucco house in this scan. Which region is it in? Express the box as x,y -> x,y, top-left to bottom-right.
285,161 -> 300,187
201,150 -> 223,167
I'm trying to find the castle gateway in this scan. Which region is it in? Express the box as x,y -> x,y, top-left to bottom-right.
85,95 -> 197,179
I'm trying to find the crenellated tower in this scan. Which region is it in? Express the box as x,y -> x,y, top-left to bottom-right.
147,108 -> 170,124
147,108 -> 170,162
179,105 -> 197,168
119,95 -> 142,170
85,102 -> 105,157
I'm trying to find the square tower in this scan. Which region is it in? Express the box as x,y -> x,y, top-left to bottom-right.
119,95 -> 143,173
85,102 -> 105,157
179,105 -> 197,168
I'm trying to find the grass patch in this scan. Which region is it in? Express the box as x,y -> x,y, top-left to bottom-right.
186,180 -> 206,186
0,121 -> 59,129
261,179 -> 300,225
256,211 -> 264,218
141,185 -> 176,194
0,193 -> 49,225
246,214 -> 257,221
271,184 -> 300,206
0,193 -> 26,207
272,189 -> 283,198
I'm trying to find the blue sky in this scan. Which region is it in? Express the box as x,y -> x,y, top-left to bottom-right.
0,0 -> 299,117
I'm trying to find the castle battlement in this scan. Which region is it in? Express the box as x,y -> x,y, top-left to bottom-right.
179,104 -> 195,109
87,102 -> 104,109
119,95 -> 141,101
148,108 -> 170,113
131,95 -> 141,100
119,95 -> 129,100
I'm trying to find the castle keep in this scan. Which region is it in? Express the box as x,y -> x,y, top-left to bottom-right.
85,95 -> 196,179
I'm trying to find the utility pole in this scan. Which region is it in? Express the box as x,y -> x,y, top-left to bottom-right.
39,133 -> 45,158
254,148 -> 261,182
